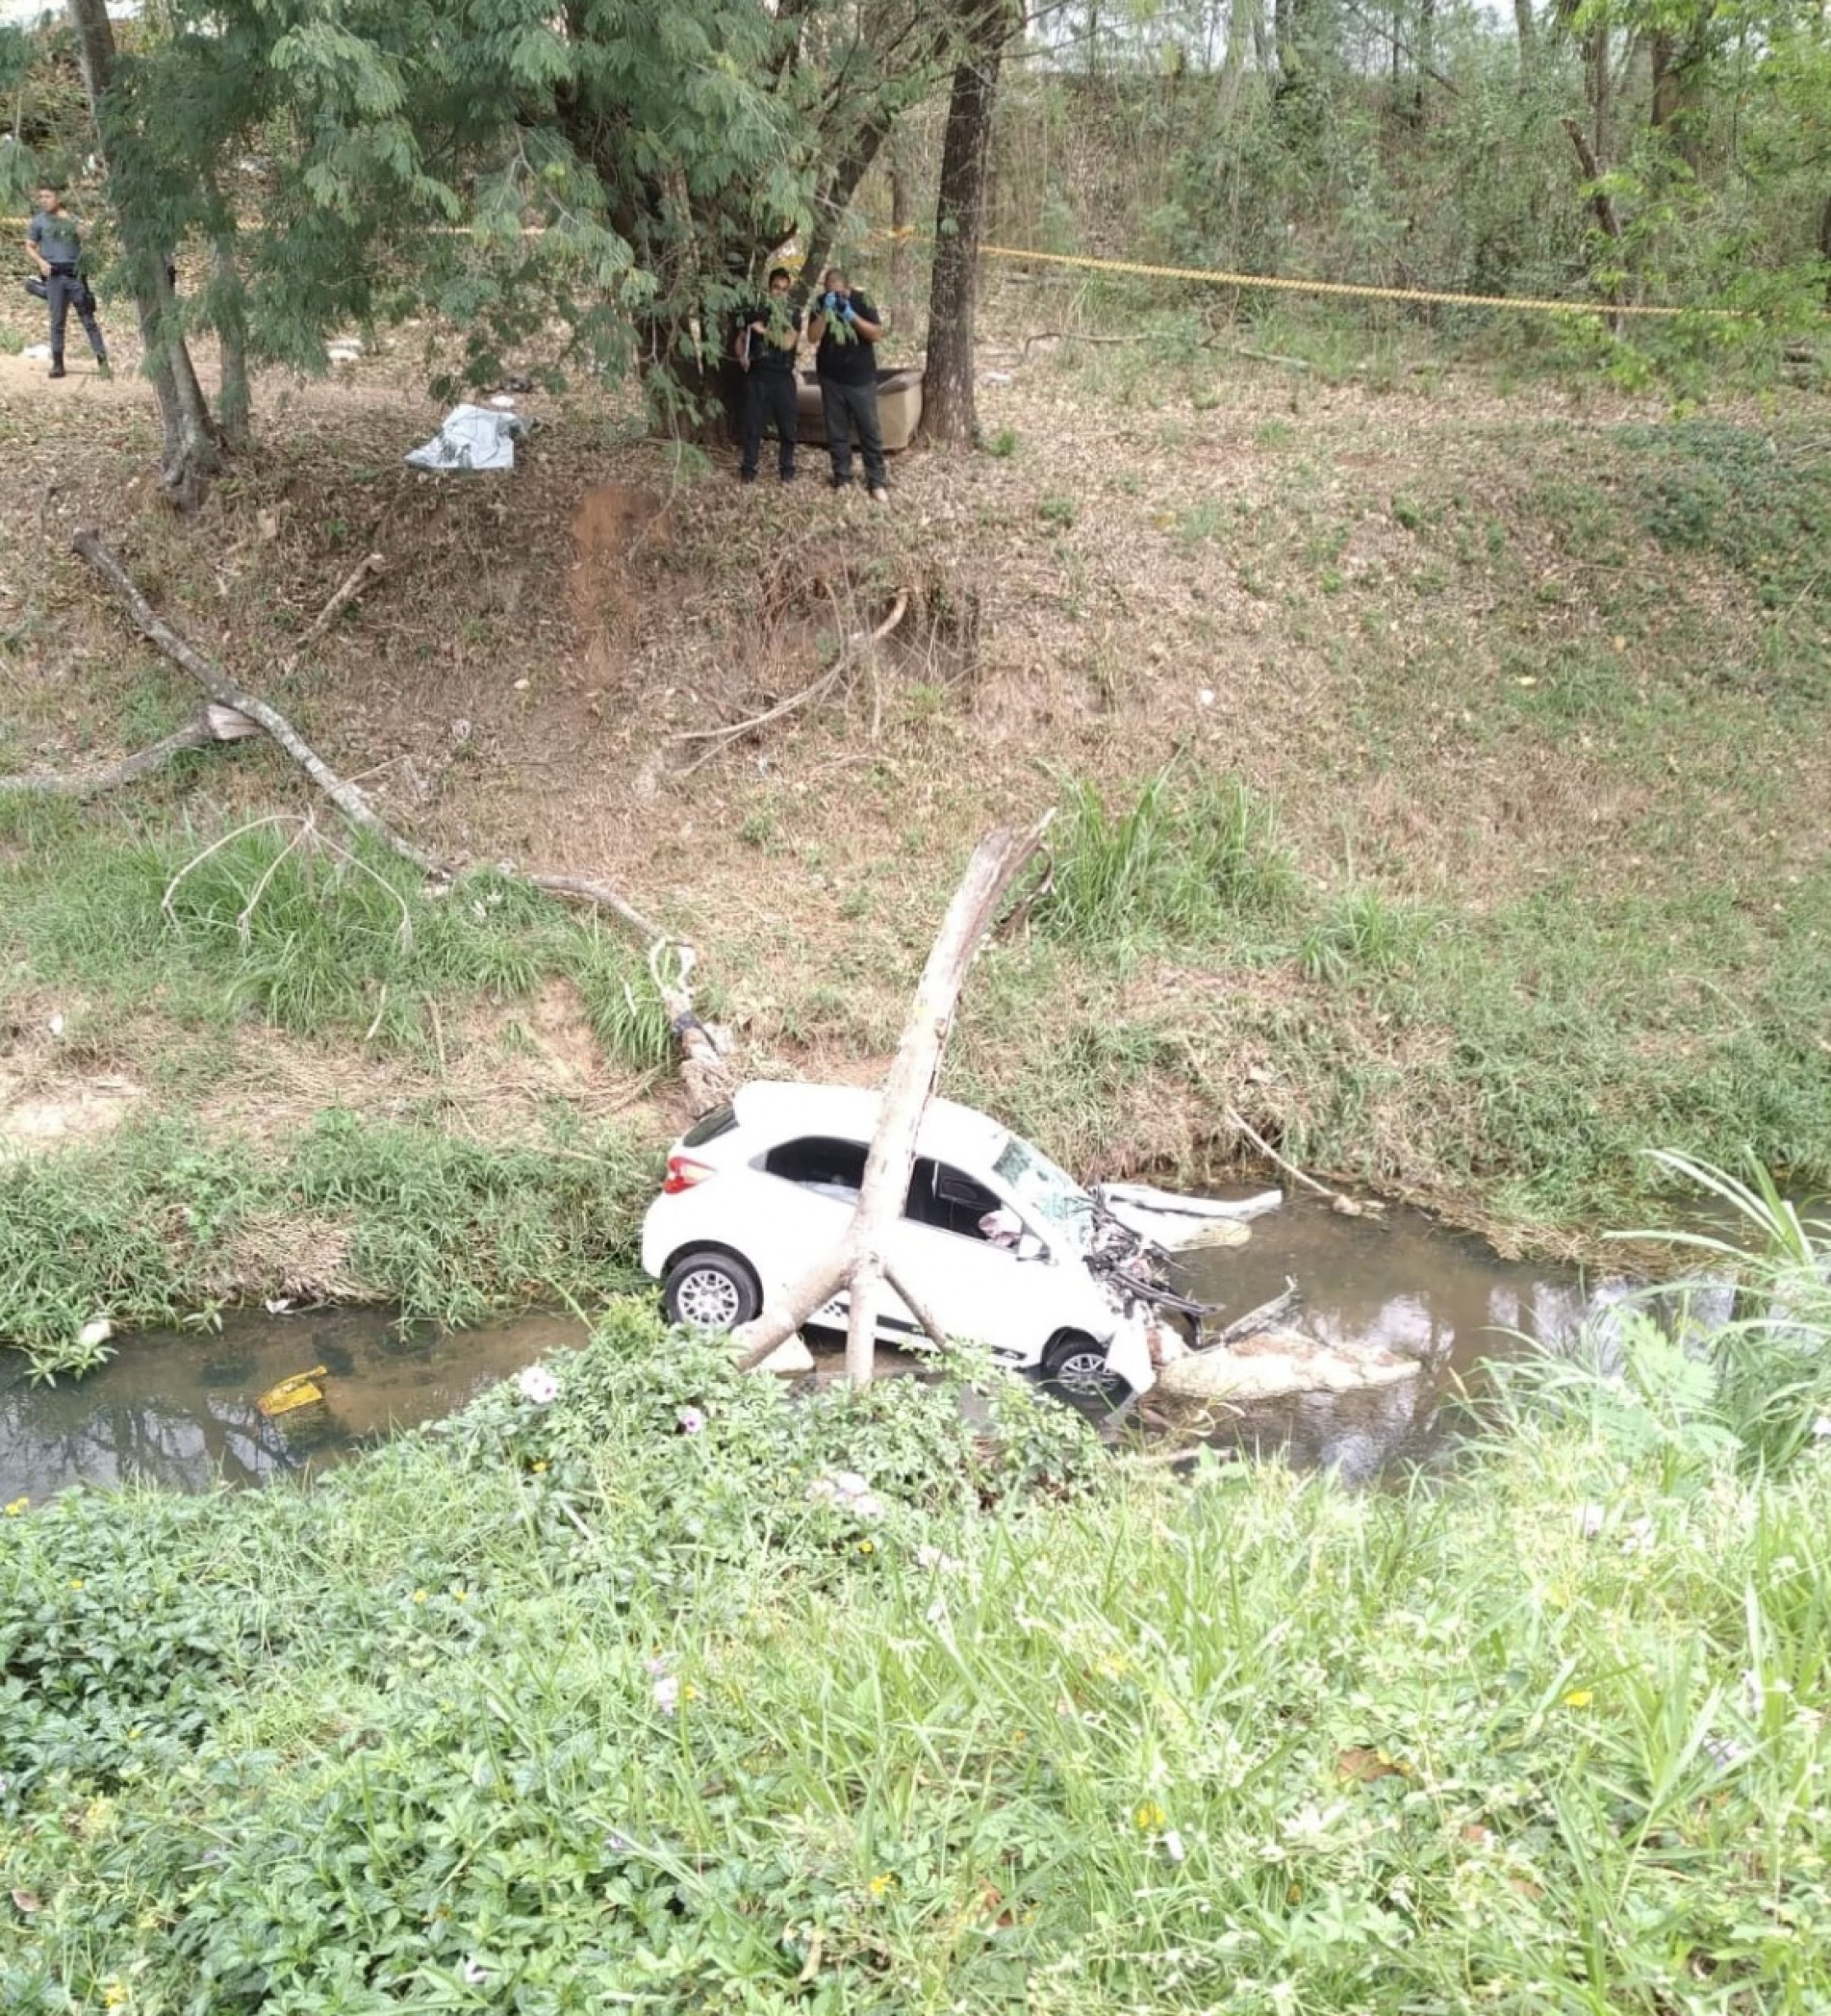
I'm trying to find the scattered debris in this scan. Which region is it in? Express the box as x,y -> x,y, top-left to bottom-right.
257,1365 -> 330,1417
1159,1327 -> 1420,1402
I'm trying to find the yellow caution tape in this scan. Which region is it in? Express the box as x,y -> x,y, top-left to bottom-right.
909,230 -> 1725,320
9,216 -> 1738,321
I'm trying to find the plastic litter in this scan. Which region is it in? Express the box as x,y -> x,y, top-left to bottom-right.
258,1365 -> 329,1417
405,403 -> 531,473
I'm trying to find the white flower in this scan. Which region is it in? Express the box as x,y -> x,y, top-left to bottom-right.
1576,1502 -> 1607,1539
832,1471 -> 871,1499
462,1958 -> 491,1985
852,1493 -> 886,1521
651,1672 -> 679,1715
517,1365 -> 560,1405
1161,1827 -> 1187,1865
1812,1416 -> 1831,1441
916,1544 -> 963,1573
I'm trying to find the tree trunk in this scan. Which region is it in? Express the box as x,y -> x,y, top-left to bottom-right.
65,0 -> 220,510
887,122 -> 913,337
918,0 -> 1016,448
1563,115 -> 1625,332
205,169 -> 253,451
800,110 -> 900,304
1513,0 -> 1536,79
734,815 -> 1051,1382
1219,0 -> 1258,119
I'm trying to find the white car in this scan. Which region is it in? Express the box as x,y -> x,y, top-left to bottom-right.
640,1082 -> 1163,1400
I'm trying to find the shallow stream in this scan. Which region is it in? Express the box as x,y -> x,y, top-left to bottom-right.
0,1198 -> 1643,1501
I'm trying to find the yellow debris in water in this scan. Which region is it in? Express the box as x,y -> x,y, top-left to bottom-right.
257,1366 -> 330,1417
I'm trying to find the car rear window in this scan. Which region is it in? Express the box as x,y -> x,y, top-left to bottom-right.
763,1136 -> 868,1195
681,1104 -> 738,1149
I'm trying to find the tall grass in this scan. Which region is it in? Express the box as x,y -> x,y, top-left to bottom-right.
0,817 -> 673,1068
0,1111 -> 653,1372
6,1290 -> 1831,2012
1032,767 -> 1301,950
1488,1153 -> 1831,1478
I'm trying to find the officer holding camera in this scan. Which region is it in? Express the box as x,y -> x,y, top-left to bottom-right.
735,265 -> 801,484
25,186 -> 110,380
807,267 -> 888,502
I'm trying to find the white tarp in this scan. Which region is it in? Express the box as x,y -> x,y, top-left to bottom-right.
404,403 -> 529,473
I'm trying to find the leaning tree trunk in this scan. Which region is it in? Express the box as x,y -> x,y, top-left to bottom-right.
65,0 -> 221,510
734,816 -> 1051,1384
917,0 -> 1018,447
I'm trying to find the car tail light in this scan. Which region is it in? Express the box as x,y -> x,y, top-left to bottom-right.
663,1154 -> 715,1195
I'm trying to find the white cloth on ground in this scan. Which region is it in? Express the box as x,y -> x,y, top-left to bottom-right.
405,404 -> 530,472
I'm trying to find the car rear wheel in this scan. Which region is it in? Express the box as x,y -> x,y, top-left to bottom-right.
664,1250 -> 762,1334
1040,1331 -> 1128,1404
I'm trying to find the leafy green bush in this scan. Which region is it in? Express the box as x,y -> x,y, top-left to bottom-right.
8,1285 -> 1831,2013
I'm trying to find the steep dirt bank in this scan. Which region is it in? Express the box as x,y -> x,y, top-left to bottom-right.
3,313 -> 1827,1273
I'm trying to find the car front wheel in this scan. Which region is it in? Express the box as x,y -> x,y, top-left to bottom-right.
1040,1331 -> 1128,1405
664,1250 -> 762,1334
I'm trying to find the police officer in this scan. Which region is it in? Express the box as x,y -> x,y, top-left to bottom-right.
25,186 -> 109,381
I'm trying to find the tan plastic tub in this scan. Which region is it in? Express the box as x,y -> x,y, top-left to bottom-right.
794,368 -> 925,452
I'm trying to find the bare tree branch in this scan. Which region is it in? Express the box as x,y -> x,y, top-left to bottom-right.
285,552 -> 387,671
0,717 -> 215,797
73,526 -> 438,871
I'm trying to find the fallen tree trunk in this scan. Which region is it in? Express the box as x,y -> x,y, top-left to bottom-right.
73,527 -> 437,872
70,528 -> 664,956
734,813 -> 1052,1383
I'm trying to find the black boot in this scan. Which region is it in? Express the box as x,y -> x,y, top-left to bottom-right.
48,356 -> 66,380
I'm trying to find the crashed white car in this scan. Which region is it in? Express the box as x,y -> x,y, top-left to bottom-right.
640,1083 -> 1180,1400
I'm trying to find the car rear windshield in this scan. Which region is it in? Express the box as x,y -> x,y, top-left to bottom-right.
681,1104 -> 738,1149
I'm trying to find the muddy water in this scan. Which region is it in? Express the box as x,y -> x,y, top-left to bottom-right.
1164,1198 -> 1627,1480
0,1307 -> 588,1501
0,1199 -> 1637,1501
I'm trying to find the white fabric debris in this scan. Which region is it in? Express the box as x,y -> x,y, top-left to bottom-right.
405,403 -> 531,473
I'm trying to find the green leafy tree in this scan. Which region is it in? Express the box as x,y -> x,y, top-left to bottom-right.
59,0 -> 960,504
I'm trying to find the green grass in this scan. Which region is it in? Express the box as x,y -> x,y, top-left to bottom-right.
1030,767 -> 1301,952
0,1110 -> 653,1372
7,1202 -> 1831,2014
0,811 -> 673,1067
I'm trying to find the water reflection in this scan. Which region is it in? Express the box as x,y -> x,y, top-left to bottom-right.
1166,1196 -> 1628,1477
0,1308 -> 588,1502
0,1198 -> 1703,1501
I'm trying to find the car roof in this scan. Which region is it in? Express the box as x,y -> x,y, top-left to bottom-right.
729,1081 -> 1012,1168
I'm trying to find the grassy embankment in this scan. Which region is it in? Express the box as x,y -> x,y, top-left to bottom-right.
4,1181 -> 1831,2012
2,311 -> 1828,1360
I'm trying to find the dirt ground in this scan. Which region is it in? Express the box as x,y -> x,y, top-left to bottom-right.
2,300 -> 1824,1212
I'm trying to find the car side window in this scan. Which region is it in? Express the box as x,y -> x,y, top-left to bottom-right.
904,1158 -> 1003,1240
761,1136 -> 868,1204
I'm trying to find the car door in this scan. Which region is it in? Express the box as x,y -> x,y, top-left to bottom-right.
885,1158 -> 1043,1357
751,1135 -> 868,1308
